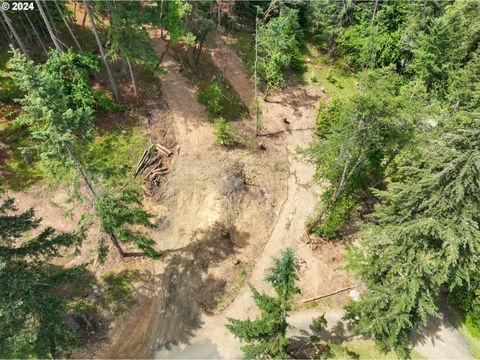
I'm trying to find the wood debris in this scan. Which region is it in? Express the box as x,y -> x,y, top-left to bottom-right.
133,143 -> 173,186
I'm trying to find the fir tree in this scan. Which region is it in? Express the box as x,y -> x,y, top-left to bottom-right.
226,248 -> 300,359
345,122 -> 480,357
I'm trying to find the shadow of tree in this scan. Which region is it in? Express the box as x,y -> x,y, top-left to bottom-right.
410,296 -> 464,349
154,221 -> 249,352
288,317 -> 360,359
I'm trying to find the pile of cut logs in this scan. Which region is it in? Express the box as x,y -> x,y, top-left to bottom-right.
134,143 -> 173,185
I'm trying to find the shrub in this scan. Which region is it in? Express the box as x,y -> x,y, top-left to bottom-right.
315,97 -> 342,137
198,83 -> 223,116
310,75 -> 318,83
466,311 -> 480,339
101,272 -> 135,314
311,196 -> 356,239
214,117 -> 235,146
313,314 -> 328,331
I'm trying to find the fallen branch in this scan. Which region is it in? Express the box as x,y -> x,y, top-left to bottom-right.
134,145 -> 153,176
145,161 -> 165,180
303,284 -> 361,303
144,154 -> 162,168
156,144 -> 173,156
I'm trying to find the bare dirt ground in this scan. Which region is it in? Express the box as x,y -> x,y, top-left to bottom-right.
86,30 -> 290,358
207,31 -> 255,108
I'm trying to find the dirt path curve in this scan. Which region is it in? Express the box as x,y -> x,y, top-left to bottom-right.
207,32 -> 255,108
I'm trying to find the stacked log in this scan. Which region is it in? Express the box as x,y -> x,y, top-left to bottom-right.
133,143 -> 173,185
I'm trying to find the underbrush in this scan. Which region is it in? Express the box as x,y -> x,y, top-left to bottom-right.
82,123 -> 149,189
0,118 -> 47,191
225,32 -> 255,76
302,43 -> 357,98
175,44 -> 248,121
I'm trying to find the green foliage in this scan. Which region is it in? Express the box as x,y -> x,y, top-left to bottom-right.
466,312 -> 480,339
226,248 -> 300,359
310,194 -> 356,239
344,123 -> 480,356
6,49 -> 111,176
97,1 -> 161,76
95,188 -> 161,258
82,126 -> 149,188
307,68 -> 425,237
0,197 -> 83,358
101,271 -> 135,314
214,117 -> 235,147
198,83 -> 223,115
315,97 -> 342,137
409,0 -> 480,92
258,8 -> 303,92
313,314 -> 328,331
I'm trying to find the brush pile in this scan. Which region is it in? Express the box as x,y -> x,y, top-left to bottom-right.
134,144 -> 173,186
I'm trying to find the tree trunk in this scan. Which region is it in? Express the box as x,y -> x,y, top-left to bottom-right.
34,10 -> 49,40
158,41 -> 170,64
65,144 -> 142,258
0,14 -> 14,44
108,6 -> 136,96
0,8 -> 30,59
188,43 -> 196,68
19,15 -> 33,43
217,0 -> 221,28
54,0 -> 83,51
125,56 -> 137,97
159,0 -> 164,38
83,0 -> 119,100
35,0 -> 63,52
371,0 -> 379,24
25,12 -> 48,54
42,0 -> 61,37
81,9 -> 87,48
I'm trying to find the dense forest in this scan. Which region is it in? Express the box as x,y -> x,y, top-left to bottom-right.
1,0 -> 480,359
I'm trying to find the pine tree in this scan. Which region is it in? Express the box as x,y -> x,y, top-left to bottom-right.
226,248 -> 300,359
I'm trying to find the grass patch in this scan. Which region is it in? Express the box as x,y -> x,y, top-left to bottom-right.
302,43 -> 357,98
82,124 -> 149,189
341,339 -> 427,360
215,261 -> 250,313
101,271 -> 135,315
225,32 -> 255,77
0,119 -> 47,191
460,324 -> 480,358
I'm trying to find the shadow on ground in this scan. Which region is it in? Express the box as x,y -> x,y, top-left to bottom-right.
154,221 -> 248,352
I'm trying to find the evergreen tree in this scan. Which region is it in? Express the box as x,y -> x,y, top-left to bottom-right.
344,122 -> 480,357
0,196 -> 82,358
306,68 -> 426,237
8,50 -> 160,259
226,248 -> 300,359
257,8 -> 302,98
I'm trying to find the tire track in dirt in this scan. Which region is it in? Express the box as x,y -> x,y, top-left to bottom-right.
207,32 -> 255,108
